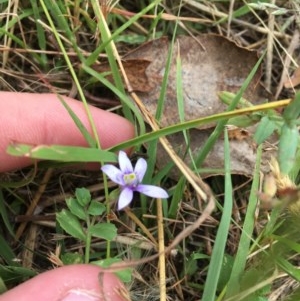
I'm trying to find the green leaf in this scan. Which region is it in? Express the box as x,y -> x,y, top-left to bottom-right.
56,209 -> 86,241
278,124 -> 298,175
217,254 -> 234,291
283,92 -> 300,123
7,144 -> 117,163
0,276 -> 7,294
75,188 -> 91,207
239,268 -> 272,300
227,115 -> 259,127
61,252 -> 84,265
272,235 -> 300,253
191,253 -> 210,260
66,197 -> 87,220
93,258 -> 132,282
87,201 -> 106,216
184,257 -> 198,277
89,223 -> 117,241
254,115 -> 277,144
0,265 -> 36,284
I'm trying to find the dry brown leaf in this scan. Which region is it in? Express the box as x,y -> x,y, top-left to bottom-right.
124,34 -> 269,178
284,66 -> 300,88
93,59 -> 152,92
124,34 -> 263,130
97,34 -> 269,178
227,126 -> 251,141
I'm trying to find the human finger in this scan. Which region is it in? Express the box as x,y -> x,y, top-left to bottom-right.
0,92 -> 134,172
1,264 -> 129,301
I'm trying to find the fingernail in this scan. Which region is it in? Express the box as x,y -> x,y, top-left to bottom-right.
60,289 -> 101,301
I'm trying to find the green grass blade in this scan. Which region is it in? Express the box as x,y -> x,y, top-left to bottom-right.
108,100 -> 290,152
225,145 -> 262,298
0,235 -> 17,266
168,177 -> 185,218
85,0 -> 161,67
90,0 -> 135,122
272,235 -> 300,254
91,0 -> 124,94
82,64 -> 146,137
43,0 -> 78,52
202,129 -> 233,301
275,257 -> 300,281
7,144 -> 117,163
0,190 -> 15,238
29,0 -> 47,67
141,8 -> 181,215
0,169 -> 36,188
58,97 -> 96,148
0,9 -> 43,63
40,0 -> 102,149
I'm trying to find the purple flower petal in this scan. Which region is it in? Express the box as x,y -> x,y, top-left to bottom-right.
101,165 -> 124,186
118,151 -> 133,173
118,187 -> 134,210
134,158 -> 147,182
135,184 -> 169,199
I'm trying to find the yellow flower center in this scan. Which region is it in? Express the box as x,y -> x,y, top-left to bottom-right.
123,173 -> 138,186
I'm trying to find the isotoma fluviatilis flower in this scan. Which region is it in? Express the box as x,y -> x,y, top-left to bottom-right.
101,151 -> 169,210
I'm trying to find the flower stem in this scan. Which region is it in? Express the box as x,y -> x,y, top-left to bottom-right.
85,216 -> 92,263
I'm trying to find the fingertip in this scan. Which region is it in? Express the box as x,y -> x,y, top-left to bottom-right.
1,264 -> 129,301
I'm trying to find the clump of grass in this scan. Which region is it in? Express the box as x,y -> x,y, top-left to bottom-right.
1,1 -> 300,300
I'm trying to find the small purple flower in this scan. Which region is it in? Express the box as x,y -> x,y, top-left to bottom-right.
101,151 -> 168,210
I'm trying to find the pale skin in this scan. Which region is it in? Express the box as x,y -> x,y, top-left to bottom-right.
0,92 -> 135,301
